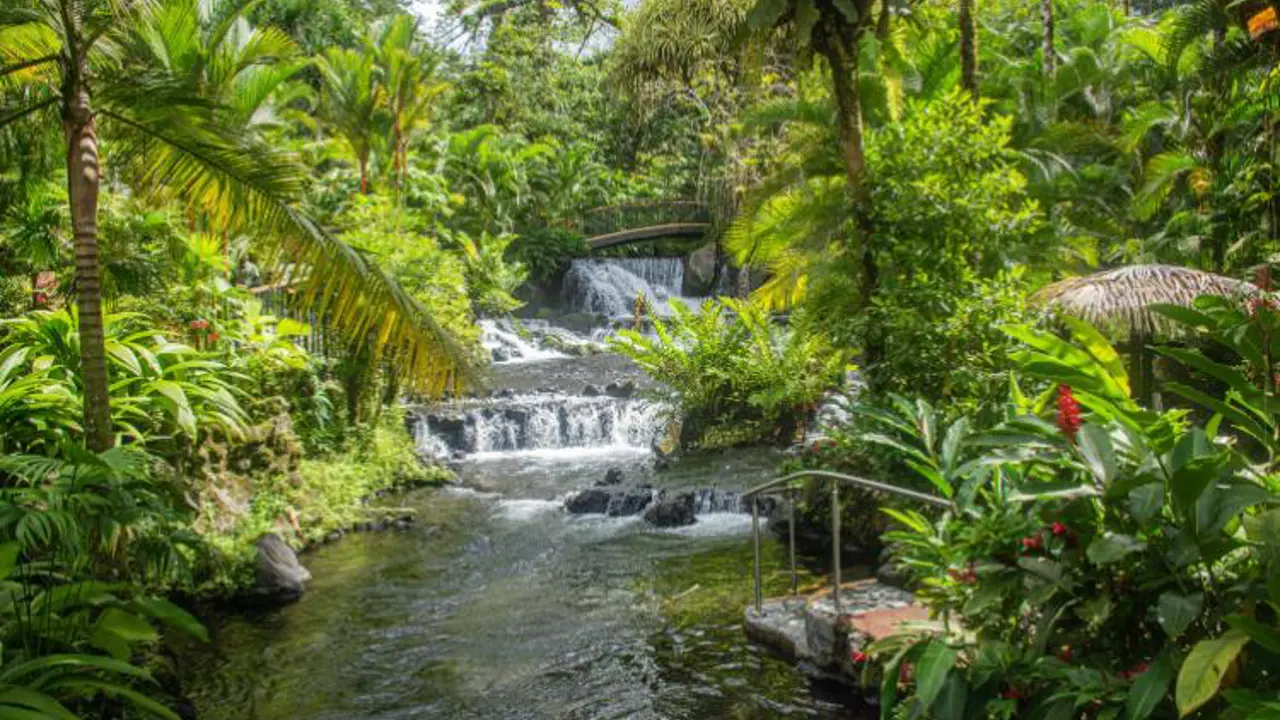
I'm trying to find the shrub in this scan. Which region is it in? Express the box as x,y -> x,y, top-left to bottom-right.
610,298 -> 845,447
857,320 -> 1280,720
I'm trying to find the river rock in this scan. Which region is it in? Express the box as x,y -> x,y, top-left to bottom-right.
583,384 -> 601,397
606,487 -> 653,517
605,380 -> 636,399
254,533 -> 311,602
643,491 -> 696,527
491,347 -> 511,363
565,488 -> 612,514
683,242 -> 718,295
597,467 -> 625,486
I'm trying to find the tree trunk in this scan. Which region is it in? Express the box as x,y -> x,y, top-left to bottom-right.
822,32 -> 882,371
64,79 -> 113,452
959,0 -> 979,100
1041,0 -> 1055,78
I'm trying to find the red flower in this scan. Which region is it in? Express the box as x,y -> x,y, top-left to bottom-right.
1051,522 -> 1068,536
1119,662 -> 1149,680
208,332 -> 220,342
1001,686 -> 1025,700
850,650 -> 869,664
1021,535 -> 1044,552
899,661 -> 913,684
1056,385 -> 1082,440
32,292 -> 48,306
189,319 -> 209,330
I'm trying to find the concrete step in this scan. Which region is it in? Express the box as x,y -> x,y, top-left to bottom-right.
744,580 -> 931,680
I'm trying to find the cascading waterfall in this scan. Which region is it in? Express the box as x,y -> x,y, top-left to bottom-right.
415,395 -> 666,456
562,258 -> 697,317
479,318 -> 566,363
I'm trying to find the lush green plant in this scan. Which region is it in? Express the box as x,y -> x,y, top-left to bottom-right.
510,226 -> 588,285
855,320 -> 1280,719
610,298 -> 845,447
0,310 -> 247,454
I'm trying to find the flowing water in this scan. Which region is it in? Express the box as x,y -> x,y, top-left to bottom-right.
177,258 -> 870,720
561,258 -> 704,318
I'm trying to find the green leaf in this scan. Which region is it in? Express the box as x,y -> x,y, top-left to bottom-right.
932,672 -> 968,720
1224,615 -> 1280,654
1077,423 -> 1117,487
794,0 -> 819,48
1157,592 -> 1203,638
1129,484 -> 1165,525
1176,629 -> 1250,717
914,642 -> 958,710
130,597 -> 209,642
831,0 -> 859,23
1087,533 -> 1145,565
1064,317 -> 1128,394
0,543 -> 18,581
1126,649 -> 1176,720
748,0 -> 787,30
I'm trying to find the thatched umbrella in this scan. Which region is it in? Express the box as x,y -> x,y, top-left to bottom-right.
1032,264 -> 1259,402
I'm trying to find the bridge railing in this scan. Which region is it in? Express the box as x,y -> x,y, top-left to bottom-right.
741,470 -> 951,616
578,200 -> 712,239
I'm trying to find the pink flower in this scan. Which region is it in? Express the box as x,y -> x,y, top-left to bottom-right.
1051,522 -> 1068,536
1056,385 -> 1082,440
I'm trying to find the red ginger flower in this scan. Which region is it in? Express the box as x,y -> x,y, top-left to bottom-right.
1056,385 -> 1082,440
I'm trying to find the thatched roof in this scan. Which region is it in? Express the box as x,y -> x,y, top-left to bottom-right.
1032,264 -> 1258,336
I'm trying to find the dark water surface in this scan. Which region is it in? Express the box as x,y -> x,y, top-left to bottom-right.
177,449 -> 870,719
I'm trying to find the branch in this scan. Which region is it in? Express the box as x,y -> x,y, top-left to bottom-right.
0,54 -> 58,79
0,95 -> 58,130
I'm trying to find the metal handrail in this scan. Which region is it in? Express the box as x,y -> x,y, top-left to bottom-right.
745,470 -> 951,617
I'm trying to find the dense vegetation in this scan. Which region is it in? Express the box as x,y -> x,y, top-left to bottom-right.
1,0 -> 1279,715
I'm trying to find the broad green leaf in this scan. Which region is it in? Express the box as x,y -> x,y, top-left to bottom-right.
1129,484 -> 1165,525
1157,592 -> 1202,638
794,0 -> 819,48
831,0 -> 859,23
1225,615 -> 1280,654
1176,629 -> 1250,717
748,0 -> 787,30
1064,317 -> 1128,394
914,642 -> 958,710
1077,423 -> 1117,486
1126,649 -> 1175,720
932,672 -> 968,720
0,543 -> 18,581
276,318 -> 311,337
1087,533 -> 1145,565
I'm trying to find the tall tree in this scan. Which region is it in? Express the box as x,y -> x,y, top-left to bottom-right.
1042,0 -> 1055,78
373,15 -> 447,192
0,0 -> 471,450
959,0 -> 979,98
316,46 -> 382,194
746,0 -> 882,364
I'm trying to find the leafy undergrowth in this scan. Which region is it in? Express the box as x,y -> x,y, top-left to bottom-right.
196,409 -> 452,594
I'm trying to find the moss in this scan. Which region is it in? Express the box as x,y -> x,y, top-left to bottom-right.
190,408 -> 453,594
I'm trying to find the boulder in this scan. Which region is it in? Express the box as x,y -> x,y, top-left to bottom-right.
683,242 -> 718,295
607,487 -> 653,517
597,467 -> 626,486
565,488 -> 612,514
643,491 -> 696,527
491,347 -> 511,363
583,384 -> 601,397
254,533 -> 311,602
604,380 -> 636,398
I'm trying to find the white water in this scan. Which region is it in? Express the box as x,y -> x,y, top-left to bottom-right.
562,258 -> 704,317
415,395 -> 666,456
479,319 -> 567,363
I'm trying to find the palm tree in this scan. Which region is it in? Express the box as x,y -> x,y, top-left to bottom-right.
315,45 -> 383,194
0,0 -> 470,451
373,15 -> 448,192
959,0 -> 979,98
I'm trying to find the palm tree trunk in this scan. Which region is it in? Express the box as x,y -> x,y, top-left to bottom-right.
959,0 -> 979,100
1041,0 -> 1055,78
64,77 -> 113,452
822,32 -> 882,372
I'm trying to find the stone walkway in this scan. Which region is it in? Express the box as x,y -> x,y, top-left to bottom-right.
744,580 -> 931,680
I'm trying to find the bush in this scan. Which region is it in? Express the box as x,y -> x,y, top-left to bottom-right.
510,226 -> 588,285
855,320 -> 1280,720
610,298 -> 845,447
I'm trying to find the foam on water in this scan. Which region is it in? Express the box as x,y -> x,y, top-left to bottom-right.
562,258 -> 703,317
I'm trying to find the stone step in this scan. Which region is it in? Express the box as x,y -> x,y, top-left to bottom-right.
744,580 -> 931,680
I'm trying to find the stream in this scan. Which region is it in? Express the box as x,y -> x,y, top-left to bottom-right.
177,258 -> 872,719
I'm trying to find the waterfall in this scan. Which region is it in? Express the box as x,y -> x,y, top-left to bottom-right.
415,395 -> 667,456
479,318 -> 566,363
562,258 -> 694,317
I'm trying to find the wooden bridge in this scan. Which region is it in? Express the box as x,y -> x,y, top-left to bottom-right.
579,200 -> 712,250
